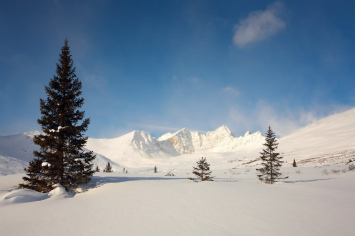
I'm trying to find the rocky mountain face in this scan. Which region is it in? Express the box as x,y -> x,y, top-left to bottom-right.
0,126 -> 264,175
157,125 -> 264,154
85,126 -> 264,166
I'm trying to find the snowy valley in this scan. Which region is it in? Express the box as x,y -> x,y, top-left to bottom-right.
0,108 -> 354,236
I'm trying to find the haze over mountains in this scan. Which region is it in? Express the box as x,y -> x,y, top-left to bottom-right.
0,131 -> 119,175
0,108 -> 354,175
85,126 -> 264,165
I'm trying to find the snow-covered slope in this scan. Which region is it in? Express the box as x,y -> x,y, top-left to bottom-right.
159,126 -> 264,153
0,132 -> 119,175
1,108 -> 354,174
277,107 -> 355,165
86,131 -> 180,166
85,126 -> 264,167
158,125 -> 264,153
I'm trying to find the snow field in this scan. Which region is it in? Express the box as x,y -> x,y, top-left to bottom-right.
1,166 -> 354,236
0,107 -> 354,235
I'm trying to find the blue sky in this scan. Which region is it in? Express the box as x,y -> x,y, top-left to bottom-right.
0,0 -> 354,138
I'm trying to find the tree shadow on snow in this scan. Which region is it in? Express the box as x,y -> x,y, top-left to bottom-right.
79,176 -> 185,193
281,178 -> 334,183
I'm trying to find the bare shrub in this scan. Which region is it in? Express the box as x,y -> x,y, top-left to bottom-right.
165,171 -> 175,176
294,170 -> 302,174
348,164 -> 355,171
322,169 -> 330,175
229,169 -> 241,175
225,177 -> 238,182
331,169 -> 341,175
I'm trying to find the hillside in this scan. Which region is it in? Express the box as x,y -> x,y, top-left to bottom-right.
0,108 -> 354,235
0,132 -> 120,175
1,108 -> 354,174
86,126 -> 264,168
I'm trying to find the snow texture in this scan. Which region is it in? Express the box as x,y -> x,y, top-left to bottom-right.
0,108 -> 355,235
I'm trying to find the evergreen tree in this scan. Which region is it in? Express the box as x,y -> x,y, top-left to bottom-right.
189,157 -> 214,181
154,165 -> 157,173
19,39 -> 95,193
95,165 -> 100,172
103,162 -> 113,172
256,126 -> 288,184
293,159 -> 297,167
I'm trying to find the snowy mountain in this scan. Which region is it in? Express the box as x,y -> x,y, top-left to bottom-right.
0,131 -> 119,175
85,126 -> 264,166
277,107 -> 355,165
1,108 -> 354,175
157,125 -> 264,153
85,130 -> 180,167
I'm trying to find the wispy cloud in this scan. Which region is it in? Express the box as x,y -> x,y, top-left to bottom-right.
233,2 -> 286,47
223,86 -> 240,96
229,101 -> 352,137
130,124 -> 180,133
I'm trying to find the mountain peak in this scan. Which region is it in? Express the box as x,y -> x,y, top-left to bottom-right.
24,130 -> 42,138
213,125 -> 234,137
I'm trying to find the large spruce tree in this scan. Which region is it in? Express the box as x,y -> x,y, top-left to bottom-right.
256,126 -> 288,184
19,39 -> 95,193
189,157 -> 214,181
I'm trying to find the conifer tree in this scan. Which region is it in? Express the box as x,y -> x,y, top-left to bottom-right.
103,162 -> 113,172
293,159 -> 297,167
189,157 -> 214,181
154,165 -> 157,173
256,126 -> 288,184
19,39 -> 95,193
95,165 -> 100,172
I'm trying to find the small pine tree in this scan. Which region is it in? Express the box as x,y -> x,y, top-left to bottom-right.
19,39 -> 95,193
293,159 -> 297,167
95,165 -> 100,172
189,157 -> 214,181
103,162 -> 113,173
154,165 -> 157,173
256,126 -> 288,184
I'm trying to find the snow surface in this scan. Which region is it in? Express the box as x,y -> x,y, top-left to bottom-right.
1,167 -> 354,235
0,107 -> 354,235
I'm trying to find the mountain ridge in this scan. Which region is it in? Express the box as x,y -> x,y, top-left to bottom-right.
1,107 -> 354,175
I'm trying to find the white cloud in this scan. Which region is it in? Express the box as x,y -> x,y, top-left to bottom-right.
233,2 -> 286,47
131,124 -> 180,133
223,86 -> 240,96
228,102 -> 352,137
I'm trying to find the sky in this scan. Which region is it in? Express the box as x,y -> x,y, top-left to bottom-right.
0,0 -> 354,139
